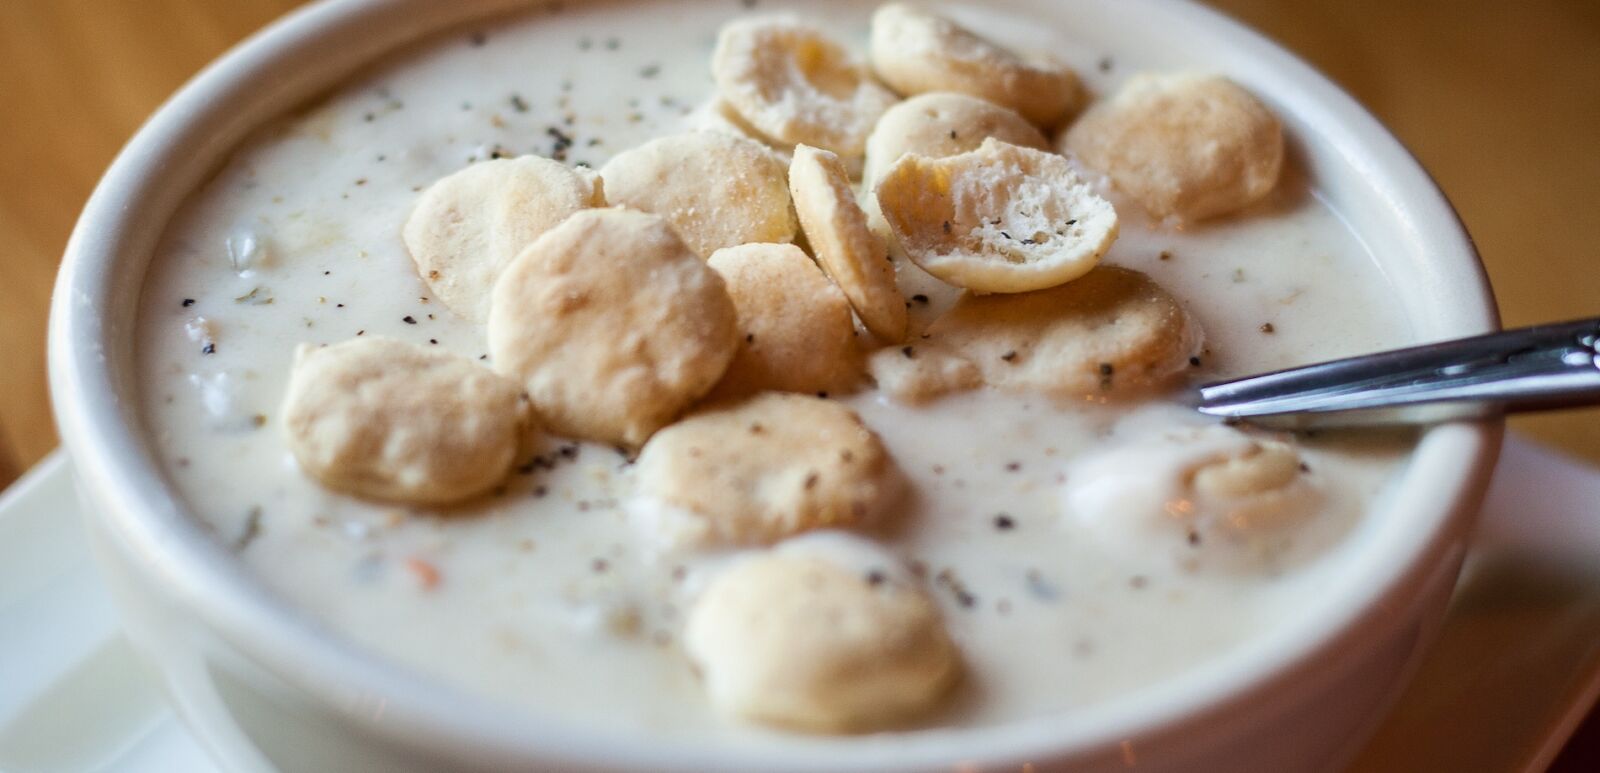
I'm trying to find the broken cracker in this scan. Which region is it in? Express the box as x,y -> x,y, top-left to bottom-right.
875,137 -> 1118,293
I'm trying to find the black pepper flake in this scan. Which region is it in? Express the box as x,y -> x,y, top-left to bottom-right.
559,444 -> 579,460
1098,56 -> 1114,73
1001,350 -> 1018,362
428,338 -> 439,345
1299,462 -> 1311,473
911,294 -> 929,304
901,345 -> 916,358
745,333 -> 755,343
865,570 -> 887,586
1189,356 -> 1202,367
357,330 -> 366,336
1004,461 -> 1021,472
181,298 -> 195,307
948,129 -> 958,140
509,93 -> 529,112
591,558 -> 609,573
740,0 -> 757,8
402,315 -> 417,324
546,126 -> 575,160
816,391 -> 829,399
993,514 -> 1015,530
935,568 -> 977,608
1259,322 -> 1276,334
468,31 -> 487,47
1159,250 -> 1173,261
942,220 -> 951,234
1187,529 -> 1202,546
999,230 -> 1013,240
533,485 -> 548,498
201,342 -> 216,355
363,112 -> 375,122
803,471 -> 820,490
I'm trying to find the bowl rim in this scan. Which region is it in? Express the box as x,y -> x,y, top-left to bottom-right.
48,0 -> 1502,769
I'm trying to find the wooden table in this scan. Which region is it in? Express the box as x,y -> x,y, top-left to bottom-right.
1,0 -> 1597,765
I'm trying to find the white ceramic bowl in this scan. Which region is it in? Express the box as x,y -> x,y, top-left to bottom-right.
49,0 -> 1502,770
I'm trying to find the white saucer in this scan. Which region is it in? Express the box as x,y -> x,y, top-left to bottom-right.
3,437 -> 1597,772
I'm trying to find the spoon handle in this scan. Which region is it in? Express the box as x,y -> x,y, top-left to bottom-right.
1194,316 -> 1600,427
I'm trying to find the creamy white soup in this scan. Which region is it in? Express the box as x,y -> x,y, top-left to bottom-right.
136,0 -> 1414,741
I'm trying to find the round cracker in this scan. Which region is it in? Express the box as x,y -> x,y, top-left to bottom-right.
869,3 -> 1083,129
599,132 -> 796,258
402,156 -> 603,322
875,138 -> 1119,293
789,145 -> 907,342
863,92 -> 1048,188
281,337 -> 527,504
706,243 -> 863,397
1062,72 -> 1284,223
712,16 -> 900,157
487,208 -> 739,447
924,265 -> 1202,398
634,392 -> 902,547
684,551 -> 960,732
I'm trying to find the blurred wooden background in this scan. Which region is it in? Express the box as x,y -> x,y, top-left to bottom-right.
0,0 -> 1596,487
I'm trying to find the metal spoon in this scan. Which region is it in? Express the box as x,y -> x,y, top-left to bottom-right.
1194,317 -> 1600,428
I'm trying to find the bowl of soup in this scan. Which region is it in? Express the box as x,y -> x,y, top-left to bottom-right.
49,0 -> 1499,770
